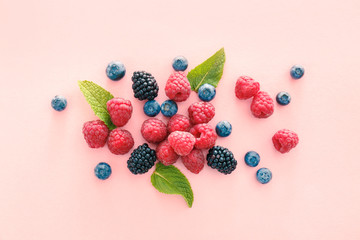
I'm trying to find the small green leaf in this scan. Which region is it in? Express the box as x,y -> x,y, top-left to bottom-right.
151,162 -> 194,207
78,80 -> 116,130
187,48 -> 226,92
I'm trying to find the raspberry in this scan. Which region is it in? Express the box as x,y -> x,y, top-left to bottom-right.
188,101 -> 215,124
106,98 -> 132,127
127,143 -> 156,174
107,128 -> 134,155
165,71 -> 191,102
156,140 -> 179,166
206,146 -> 237,175
250,91 -> 274,118
272,129 -> 299,153
82,120 -> 109,148
141,118 -> 167,143
235,76 -> 260,100
167,114 -> 191,133
168,131 -> 196,156
190,124 -> 217,149
132,71 -> 159,101
181,149 -> 205,174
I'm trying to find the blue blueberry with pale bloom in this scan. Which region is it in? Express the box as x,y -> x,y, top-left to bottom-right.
244,151 -> 260,167
216,121 -> 232,137
95,162 -> 112,180
51,95 -> 67,111
144,100 -> 161,117
161,100 -> 178,117
290,65 -> 304,79
256,168 -> 272,184
198,83 -> 216,102
172,56 -> 188,71
106,61 -> 126,80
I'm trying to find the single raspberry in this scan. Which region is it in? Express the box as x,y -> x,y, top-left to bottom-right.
272,129 -> 299,153
250,91 -> 274,118
190,124 -> 217,149
188,101 -> 215,124
168,131 -> 196,156
107,128 -> 134,155
156,140 -> 179,166
82,120 -> 109,148
167,114 -> 191,133
165,71 -> 191,102
141,118 -> 167,143
106,98 -> 132,127
181,149 -> 205,174
235,76 -> 260,100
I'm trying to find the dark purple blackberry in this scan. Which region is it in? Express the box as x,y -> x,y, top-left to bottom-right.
206,146 -> 237,174
127,143 -> 157,174
131,71 -> 159,101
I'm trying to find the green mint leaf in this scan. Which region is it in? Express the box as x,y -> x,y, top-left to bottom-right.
78,80 -> 116,130
151,162 -> 194,208
187,47 -> 226,92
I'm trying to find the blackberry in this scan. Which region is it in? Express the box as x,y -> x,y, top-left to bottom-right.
131,71 -> 159,101
206,146 -> 237,174
127,143 -> 157,174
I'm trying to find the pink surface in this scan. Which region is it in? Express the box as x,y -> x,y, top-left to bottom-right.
1,0 -> 360,239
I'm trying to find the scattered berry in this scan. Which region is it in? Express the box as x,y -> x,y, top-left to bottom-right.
127,143 -> 156,175
276,91 -> 291,105
82,120 -> 109,148
181,149 -> 205,174
172,56 -> 188,71
290,65 -> 304,79
250,91 -> 274,118
207,146 -> 237,175
167,114 -> 191,133
165,71 -> 191,102
106,61 -> 126,81
161,100 -> 178,117
272,129 -> 299,153
244,151 -> 260,167
215,121 -> 232,137
143,100 -> 161,117
141,118 -> 167,143
131,71 -> 159,101
156,140 -> 179,166
190,124 -> 217,149
168,131 -> 196,156
256,168 -> 272,184
235,76 -> 260,100
188,101 -> 215,124
51,95 -> 67,111
107,128 -> 134,155
106,98 -> 132,127
94,162 -> 112,180
198,83 -> 216,102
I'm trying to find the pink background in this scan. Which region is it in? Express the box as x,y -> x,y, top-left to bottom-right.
1,0 -> 360,239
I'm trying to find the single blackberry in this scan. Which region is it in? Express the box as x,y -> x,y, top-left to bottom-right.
127,143 -> 157,174
206,146 -> 237,174
131,71 -> 159,101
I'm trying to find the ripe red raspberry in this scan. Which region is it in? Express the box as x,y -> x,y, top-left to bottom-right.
190,124 -> 217,149
235,76 -> 260,100
181,149 -> 205,174
107,128 -> 134,155
141,118 -> 167,143
272,129 -> 299,153
82,120 -> 109,148
167,114 -> 191,133
165,71 -> 191,102
156,140 -> 179,166
168,131 -> 196,156
106,98 -> 133,127
188,101 -> 215,124
250,91 -> 274,118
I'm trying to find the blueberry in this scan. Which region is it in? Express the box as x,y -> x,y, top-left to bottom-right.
172,56 -> 188,71
216,121 -> 232,137
276,91 -> 291,105
198,83 -> 216,102
161,100 -> 178,117
106,61 -> 126,80
256,168 -> 272,184
244,151 -> 260,167
51,95 -> 67,111
143,100 -> 161,117
94,162 -> 112,180
290,65 -> 304,79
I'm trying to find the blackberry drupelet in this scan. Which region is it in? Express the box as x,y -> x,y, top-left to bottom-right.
127,143 -> 157,174
206,146 -> 237,174
131,71 -> 159,101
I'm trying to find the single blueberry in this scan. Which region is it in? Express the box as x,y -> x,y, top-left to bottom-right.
51,95 -> 67,111
106,61 -> 126,80
244,151 -> 260,167
216,121 -> 232,137
143,100 -> 161,117
161,100 -> 178,117
94,162 -> 112,180
290,65 -> 304,79
276,92 -> 291,105
172,56 -> 188,71
256,168 -> 272,184
198,83 -> 216,102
